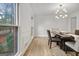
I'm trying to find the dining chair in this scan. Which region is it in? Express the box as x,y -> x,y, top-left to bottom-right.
47,30 -> 61,49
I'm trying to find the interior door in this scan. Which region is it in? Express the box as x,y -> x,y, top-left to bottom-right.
71,16 -> 77,33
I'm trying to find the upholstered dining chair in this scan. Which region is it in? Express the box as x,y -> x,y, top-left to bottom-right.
47,30 -> 61,49
75,30 -> 79,35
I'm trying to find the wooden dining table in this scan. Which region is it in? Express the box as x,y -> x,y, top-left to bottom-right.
51,31 -> 75,51
58,34 -> 74,50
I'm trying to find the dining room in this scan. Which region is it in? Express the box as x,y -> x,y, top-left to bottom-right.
24,3 -> 79,56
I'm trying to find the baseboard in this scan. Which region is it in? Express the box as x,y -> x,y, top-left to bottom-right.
34,35 -> 48,38
34,36 -> 48,38
15,36 -> 34,56
15,51 -> 20,56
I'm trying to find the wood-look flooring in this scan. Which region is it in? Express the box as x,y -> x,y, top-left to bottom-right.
24,37 -> 67,56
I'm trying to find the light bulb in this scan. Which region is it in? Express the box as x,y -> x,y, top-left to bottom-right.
56,16 -> 59,19
65,14 -> 68,17
56,10 -> 59,14
63,8 -> 67,13
59,15 -> 62,17
57,10 -> 59,12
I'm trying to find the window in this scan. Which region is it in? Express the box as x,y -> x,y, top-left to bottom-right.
0,3 -> 17,56
0,3 -> 16,25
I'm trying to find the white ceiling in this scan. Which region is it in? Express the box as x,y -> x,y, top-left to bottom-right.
30,3 -> 79,16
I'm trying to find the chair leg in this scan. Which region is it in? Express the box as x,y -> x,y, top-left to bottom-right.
65,46 -> 67,54
60,41 -> 62,49
48,39 -> 49,45
65,46 -> 68,54
50,42 -> 52,49
65,50 -> 67,54
58,42 -> 61,49
57,42 -> 59,45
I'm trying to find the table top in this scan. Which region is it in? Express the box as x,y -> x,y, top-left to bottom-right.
57,33 -> 72,37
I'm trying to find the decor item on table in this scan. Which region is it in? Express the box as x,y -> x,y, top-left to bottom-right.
55,4 -> 68,19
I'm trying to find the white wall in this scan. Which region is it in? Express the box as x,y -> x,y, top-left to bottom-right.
18,3 -> 33,54
34,15 -> 70,37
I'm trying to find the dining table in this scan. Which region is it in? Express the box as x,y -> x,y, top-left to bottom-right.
51,31 -> 75,51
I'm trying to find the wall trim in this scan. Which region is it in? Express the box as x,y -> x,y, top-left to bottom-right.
34,35 -> 48,38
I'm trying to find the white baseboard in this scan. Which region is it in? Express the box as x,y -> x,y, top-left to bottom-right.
34,35 -> 48,38
15,51 -> 20,56
15,36 -> 34,56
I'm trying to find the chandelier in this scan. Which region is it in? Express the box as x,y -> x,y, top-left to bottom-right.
55,4 -> 68,19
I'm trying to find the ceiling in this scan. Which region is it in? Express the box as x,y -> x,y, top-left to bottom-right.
30,3 -> 79,16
